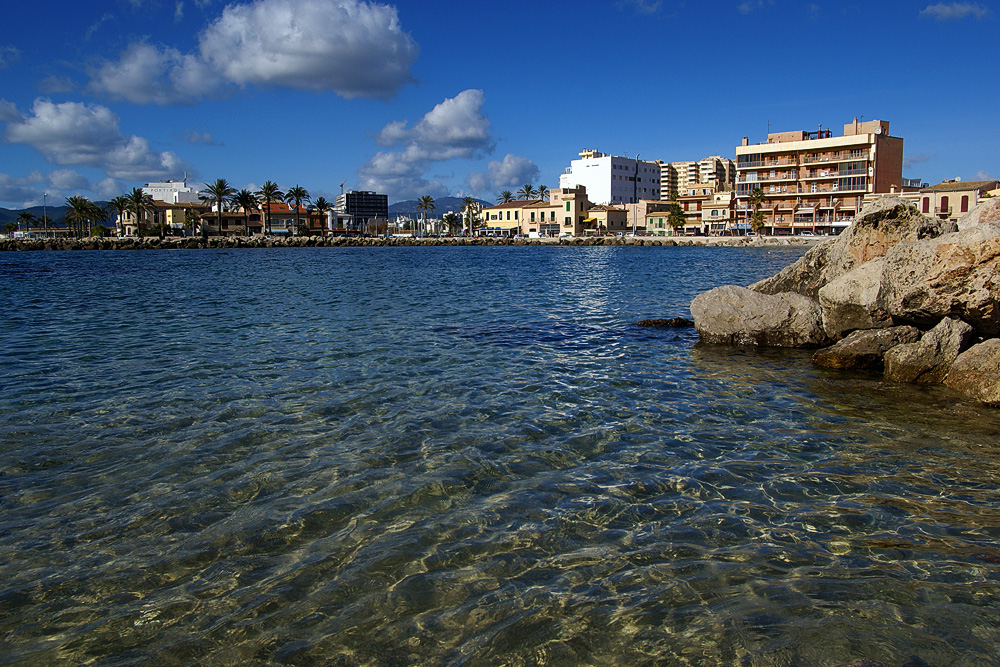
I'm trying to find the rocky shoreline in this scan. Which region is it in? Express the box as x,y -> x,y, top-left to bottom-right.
0,234 -> 824,252
690,197 -> 1000,406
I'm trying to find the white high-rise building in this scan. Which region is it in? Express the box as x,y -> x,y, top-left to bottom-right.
559,149 -> 660,205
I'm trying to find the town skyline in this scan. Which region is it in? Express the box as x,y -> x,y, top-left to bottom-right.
0,0 -> 997,210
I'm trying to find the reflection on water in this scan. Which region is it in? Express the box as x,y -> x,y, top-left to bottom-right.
1,246 -> 999,666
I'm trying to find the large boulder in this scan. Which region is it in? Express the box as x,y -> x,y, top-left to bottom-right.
817,258 -> 891,339
751,199 -> 954,299
883,317 -> 974,384
813,325 -> 921,371
944,339 -> 1000,405
691,285 -> 828,347
956,196 -> 1000,231
881,222 -> 1000,336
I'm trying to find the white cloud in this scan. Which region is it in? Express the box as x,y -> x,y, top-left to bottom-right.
0,45 -> 20,69
0,173 -> 42,205
358,89 -> 495,201
903,154 -> 932,169
467,154 -> 540,196
87,0 -> 419,105
182,129 -> 218,145
975,170 -> 994,180
0,99 -> 20,123
4,98 -> 189,181
920,2 -> 991,20
47,169 -> 91,190
737,0 -> 773,14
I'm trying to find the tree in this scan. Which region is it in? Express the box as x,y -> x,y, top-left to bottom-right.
201,178 -> 236,239
125,188 -> 154,237
517,184 -> 537,200
416,195 -> 435,237
284,185 -> 310,236
233,189 -> 258,236
748,187 -> 766,236
65,196 -> 104,238
106,196 -> 129,237
310,197 -> 332,236
256,181 -> 283,235
667,201 -> 686,235
16,211 -> 36,235
441,211 -> 461,235
497,190 -> 514,204
462,196 -> 480,236
3,222 -> 17,235
184,208 -> 202,237
537,185 -> 550,201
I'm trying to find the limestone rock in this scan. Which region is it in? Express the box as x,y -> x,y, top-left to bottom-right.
956,196 -> 1000,231
691,285 -> 827,347
813,325 -> 921,371
751,199 -> 953,299
884,317 -> 974,384
881,225 -> 1000,335
944,338 -> 1000,405
818,258 -> 891,340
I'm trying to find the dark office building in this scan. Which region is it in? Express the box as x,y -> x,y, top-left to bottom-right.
336,190 -> 388,228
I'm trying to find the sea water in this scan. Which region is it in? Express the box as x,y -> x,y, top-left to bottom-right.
1,246 -> 999,666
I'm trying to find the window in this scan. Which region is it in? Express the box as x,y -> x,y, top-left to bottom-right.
530,212 -> 535,222
922,197 -> 930,213
565,202 -> 571,211
961,195 -> 969,213
941,195 -> 949,213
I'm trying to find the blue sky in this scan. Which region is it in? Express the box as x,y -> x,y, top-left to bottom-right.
0,0 -> 997,208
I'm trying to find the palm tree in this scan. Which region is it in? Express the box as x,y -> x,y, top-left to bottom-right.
201,178 -> 236,239
497,190 -> 514,204
65,196 -> 98,238
748,187 -> 766,237
125,187 -> 154,237
284,185 -> 310,236
416,195 -> 435,237
311,196 -> 332,236
3,222 -> 16,236
255,181 -> 283,235
184,208 -> 202,237
233,189 -> 258,236
16,212 -> 36,235
462,196 -> 480,236
441,212 -> 461,235
106,196 -> 129,237
537,185 -> 550,201
517,184 -> 537,201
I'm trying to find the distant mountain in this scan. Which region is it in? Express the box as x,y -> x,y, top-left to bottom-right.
388,196 -> 489,220
0,204 -> 77,226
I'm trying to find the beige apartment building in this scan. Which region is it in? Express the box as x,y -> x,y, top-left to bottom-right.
479,187 -> 597,237
918,179 -> 999,221
735,118 -> 903,235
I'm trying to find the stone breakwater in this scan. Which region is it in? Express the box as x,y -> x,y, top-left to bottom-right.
0,234 -> 823,252
691,196 -> 1000,406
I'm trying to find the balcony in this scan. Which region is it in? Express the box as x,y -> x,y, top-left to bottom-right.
737,158 -> 798,169
801,153 -> 868,165
935,206 -> 952,215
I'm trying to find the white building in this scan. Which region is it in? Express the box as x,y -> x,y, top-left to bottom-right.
559,149 -> 661,205
142,179 -> 200,204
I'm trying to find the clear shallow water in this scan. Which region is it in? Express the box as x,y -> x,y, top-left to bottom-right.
1,246 -> 999,667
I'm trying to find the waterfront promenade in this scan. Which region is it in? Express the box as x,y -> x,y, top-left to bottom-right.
0,234 -> 826,251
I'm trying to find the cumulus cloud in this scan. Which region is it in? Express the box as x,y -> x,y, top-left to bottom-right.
87,0 -> 419,105
358,89 -> 495,201
919,2 -> 991,20
0,99 -> 20,123
0,173 -> 43,205
4,98 -> 189,181
467,154 -> 540,196
47,169 -> 91,190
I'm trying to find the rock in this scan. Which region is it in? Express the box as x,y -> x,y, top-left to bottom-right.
813,325 -> 921,371
835,661 -> 896,667
637,317 -> 694,328
884,317 -> 974,384
691,285 -> 828,347
956,196 -> 1000,231
881,227 -> 1000,336
751,198 -> 953,299
944,338 -> 1000,405
818,257 -> 891,340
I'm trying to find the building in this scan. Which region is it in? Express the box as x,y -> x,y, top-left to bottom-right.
336,191 -> 388,232
559,149 -> 661,205
918,179 -> 999,222
142,179 -> 201,204
735,118 -> 904,235
659,156 -> 735,200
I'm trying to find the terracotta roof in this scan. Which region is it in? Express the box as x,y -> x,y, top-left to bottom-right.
921,180 -> 999,193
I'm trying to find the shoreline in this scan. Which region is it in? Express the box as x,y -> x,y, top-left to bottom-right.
0,234 -> 827,251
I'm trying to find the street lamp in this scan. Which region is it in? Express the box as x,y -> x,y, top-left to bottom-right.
42,193 -> 47,237
632,154 -> 639,236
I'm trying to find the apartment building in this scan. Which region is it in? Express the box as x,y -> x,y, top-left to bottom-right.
336,190 -> 388,230
735,118 -> 903,235
659,156 -> 735,200
479,187 -> 596,236
142,179 -> 200,204
559,150 -> 661,204
918,179 -> 999,222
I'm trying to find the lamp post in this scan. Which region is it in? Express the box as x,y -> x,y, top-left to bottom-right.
42,192 -> 47,237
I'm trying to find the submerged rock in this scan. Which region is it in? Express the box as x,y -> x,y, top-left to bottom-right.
813,325 -> 921,371
691,285 -> 828,347
637,317 -> 694,328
